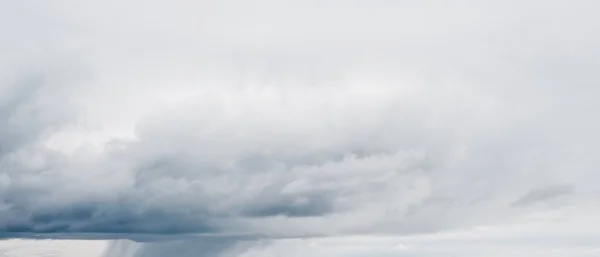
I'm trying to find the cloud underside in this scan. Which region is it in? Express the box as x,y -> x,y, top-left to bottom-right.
1,0 -> 600,241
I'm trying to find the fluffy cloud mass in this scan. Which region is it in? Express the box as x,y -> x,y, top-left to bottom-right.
2,0 -> 600,256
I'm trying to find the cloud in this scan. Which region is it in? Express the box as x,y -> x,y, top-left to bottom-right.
1,2 -> 600,257
99,218 -> 600,257
512,184 -> 576,207
102,238 -> 257,257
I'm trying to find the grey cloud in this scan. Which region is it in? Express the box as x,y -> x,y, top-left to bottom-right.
1,0 -> 600,248
102,238 -> 260,257
0,74 -> 70,156
512,184 -> 576,207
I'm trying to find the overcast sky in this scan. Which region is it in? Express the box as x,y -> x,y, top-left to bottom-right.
2,0 -> 600,256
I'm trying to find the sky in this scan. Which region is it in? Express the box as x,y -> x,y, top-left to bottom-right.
1,0 -> 600,256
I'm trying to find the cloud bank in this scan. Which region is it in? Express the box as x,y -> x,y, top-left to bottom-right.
2,0 -> 600,255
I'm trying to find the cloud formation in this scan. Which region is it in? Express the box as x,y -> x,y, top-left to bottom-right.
1,2 -> 600,256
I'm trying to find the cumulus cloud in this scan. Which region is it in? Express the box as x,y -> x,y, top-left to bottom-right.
2,0 -> 600,255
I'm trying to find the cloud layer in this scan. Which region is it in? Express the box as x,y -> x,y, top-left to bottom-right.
1,1 -> 600,252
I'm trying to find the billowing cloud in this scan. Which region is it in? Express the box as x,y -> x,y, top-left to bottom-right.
2,0 -> 600,256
